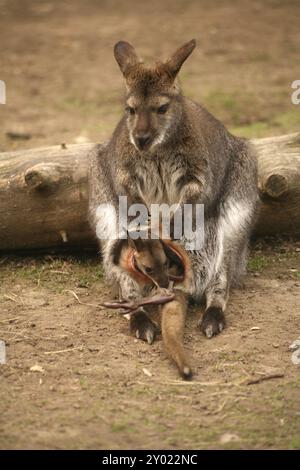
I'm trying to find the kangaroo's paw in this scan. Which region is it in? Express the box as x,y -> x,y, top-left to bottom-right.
130,311 -> 157,345
199,306 -> 226,338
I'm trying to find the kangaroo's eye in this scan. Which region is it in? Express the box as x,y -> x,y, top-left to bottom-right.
126,106 -> 135,115
157,104 -> 169,114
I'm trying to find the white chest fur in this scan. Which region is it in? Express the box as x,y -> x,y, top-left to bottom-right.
135,157 -> 184,208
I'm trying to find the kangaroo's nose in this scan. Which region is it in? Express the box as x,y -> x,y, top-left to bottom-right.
136,134 -> 151,150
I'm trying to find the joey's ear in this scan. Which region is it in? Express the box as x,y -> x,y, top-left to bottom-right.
165,39 -> 196,79
127,233 -> 137,251
114,41 -> 140,77
126,230 -> 146,252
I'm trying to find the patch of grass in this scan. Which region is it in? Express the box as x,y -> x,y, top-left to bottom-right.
272,109 -> 300,131
232,109 -> 300,139
204,91 -> 255,126
289,436 -> 300,450
231,121 -> 271,139
249,52 -> 272,63
247,256 -> 269,272
200,86 -> 300,139
111,421 -> 136,433
0,255 -> 104,293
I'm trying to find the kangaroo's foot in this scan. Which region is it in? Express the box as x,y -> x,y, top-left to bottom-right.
130,310 -> 157,344
199,306 -> 226,338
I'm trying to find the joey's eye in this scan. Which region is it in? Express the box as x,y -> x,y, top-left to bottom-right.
144,266 -> 153,274
157,104 -> 169,114
126,106 -> 135,115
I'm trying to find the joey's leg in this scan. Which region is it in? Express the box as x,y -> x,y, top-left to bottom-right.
199,271 -> 229,338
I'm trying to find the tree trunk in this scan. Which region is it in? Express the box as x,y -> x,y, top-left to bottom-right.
0,133 -> 299,251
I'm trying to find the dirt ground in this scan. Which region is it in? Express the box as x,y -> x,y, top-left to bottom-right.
0,0 -> 300,450
0,240 -> 300,449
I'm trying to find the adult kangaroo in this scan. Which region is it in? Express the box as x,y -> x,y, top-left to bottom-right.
88,39 -> 259,344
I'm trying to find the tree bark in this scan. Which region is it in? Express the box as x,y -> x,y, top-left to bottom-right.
0,133 -> 299,251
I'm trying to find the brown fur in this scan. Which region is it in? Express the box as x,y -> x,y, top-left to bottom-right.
161,290 -> 192,380
120,236 -> 192,379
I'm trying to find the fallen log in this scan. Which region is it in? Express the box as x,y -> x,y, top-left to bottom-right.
0,133 -> 299,251
253,133 -> 300,236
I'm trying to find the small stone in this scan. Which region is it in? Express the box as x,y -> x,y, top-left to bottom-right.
30,364 -> 45,373
220,433 -> 240,444
142,368 -> 153,377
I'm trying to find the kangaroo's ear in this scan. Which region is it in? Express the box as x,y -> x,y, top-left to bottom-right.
165,39 -> 196,79
114,41 -> 140,77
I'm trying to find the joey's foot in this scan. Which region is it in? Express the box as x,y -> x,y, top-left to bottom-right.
130,311 -> 157,345
180,365 -> 193,381
199,307 -> 226,338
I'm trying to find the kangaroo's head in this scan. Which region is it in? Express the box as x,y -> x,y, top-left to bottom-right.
114,39 -> 196,152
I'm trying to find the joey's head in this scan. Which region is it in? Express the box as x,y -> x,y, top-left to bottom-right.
128,237 -> 170,288
114,39 -> 196,153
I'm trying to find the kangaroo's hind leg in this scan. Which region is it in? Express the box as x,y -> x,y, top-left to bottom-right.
199,268 -> 229,338
161,290 -> 192,380
199,235 -> 249,338
116,271 -> 157,345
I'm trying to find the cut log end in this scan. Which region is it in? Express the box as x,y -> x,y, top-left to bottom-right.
24,163 -> 63,191
262,173 -> 288,198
